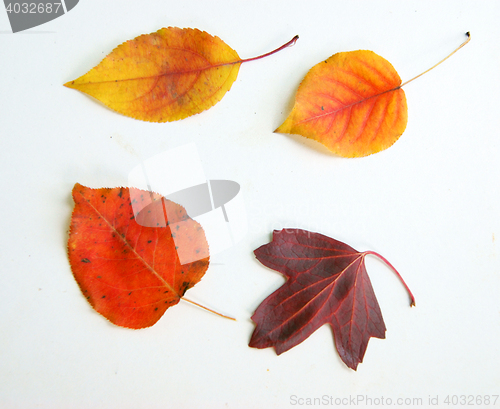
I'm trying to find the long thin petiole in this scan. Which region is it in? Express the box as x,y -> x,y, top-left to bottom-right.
363,251 -> 416,307
182,297 -> 236,321
239,35 -> 299,64
400,32 -> 470,88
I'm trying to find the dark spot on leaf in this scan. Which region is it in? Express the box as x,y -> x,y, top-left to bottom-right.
102,295 -> 106,298
154,307 -> 158,311
118,190 -> 123,198
81,258 -> 91,263
148,240 -> 152,243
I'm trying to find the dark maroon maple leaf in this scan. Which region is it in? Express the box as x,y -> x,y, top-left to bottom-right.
249,229 -> 415,370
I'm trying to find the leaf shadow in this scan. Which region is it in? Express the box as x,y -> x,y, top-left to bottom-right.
279,131 -> 344,159
62,187 -> 75,250
65,92 -> 131,120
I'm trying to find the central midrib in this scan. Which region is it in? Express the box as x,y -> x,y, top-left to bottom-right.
296,84 -> 402,126
78,58 -> 243,85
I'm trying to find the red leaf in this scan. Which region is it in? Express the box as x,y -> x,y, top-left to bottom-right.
67,183 -> 209,329
249,229 -> 414,370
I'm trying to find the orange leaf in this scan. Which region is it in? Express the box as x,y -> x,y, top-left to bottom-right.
67,183 -> 209,329
276,34 -> 470,157
64,28 -> 298,122
276,50 -> 408,158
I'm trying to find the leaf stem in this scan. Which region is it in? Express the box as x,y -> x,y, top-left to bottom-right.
363,251 -> 416,307
400,32 -> 470,88
239,35 -> 299,64
182,297 -> 236,321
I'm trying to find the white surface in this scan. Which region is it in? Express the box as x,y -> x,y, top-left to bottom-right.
1,1 -> 500,408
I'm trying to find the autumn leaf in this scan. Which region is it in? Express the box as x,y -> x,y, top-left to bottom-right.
64,27 -> 298,122
276,33 -> 470,157
67,183 -> 210,329
249,229 -> 415,370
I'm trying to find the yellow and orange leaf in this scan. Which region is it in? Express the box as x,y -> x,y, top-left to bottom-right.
276,50 -> 408,158
277,34 -> 470,158
64,27 -> 298,122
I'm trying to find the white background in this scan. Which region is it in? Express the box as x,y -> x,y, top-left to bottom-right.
1,1 -> 499,408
